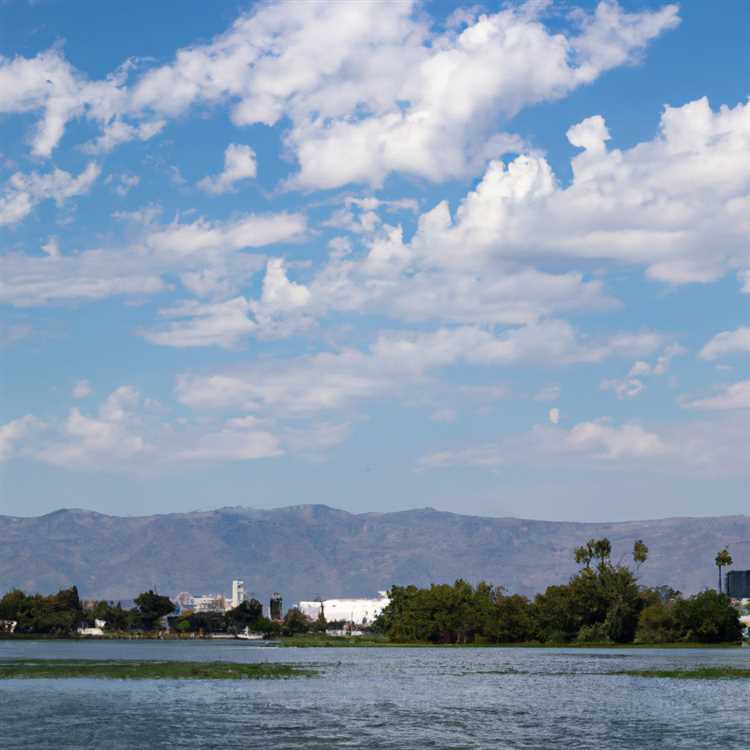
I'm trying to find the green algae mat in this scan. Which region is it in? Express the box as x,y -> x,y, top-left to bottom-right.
0,659 -> 316,680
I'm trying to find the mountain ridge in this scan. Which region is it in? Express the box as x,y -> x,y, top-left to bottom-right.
2,504 -> 748,604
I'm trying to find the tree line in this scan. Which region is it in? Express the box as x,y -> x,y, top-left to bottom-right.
374,539 -> 743,645
0,587 -> 176,635
1,538 -> 744,643
0,586 -> 330,638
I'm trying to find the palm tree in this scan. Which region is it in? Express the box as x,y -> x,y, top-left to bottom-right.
632,539 -> 649,572
715,549 -> 733,593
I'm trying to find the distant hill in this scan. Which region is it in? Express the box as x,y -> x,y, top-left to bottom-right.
1,505 -> 748,605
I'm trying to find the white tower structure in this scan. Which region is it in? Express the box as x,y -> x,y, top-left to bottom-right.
231,580 -> 246,609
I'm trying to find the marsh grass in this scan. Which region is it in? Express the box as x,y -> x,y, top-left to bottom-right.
615,667 -> 750,680
0,659 -> 316,680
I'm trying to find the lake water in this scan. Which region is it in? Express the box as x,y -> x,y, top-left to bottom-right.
1,640 -> 749,748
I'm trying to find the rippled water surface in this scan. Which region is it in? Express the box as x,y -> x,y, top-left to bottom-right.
2,640 -> 749,748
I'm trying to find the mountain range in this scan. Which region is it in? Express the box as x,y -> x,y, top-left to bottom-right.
2,505 -> 748,605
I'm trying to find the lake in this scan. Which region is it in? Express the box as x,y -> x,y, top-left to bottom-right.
1,640 -> 748,748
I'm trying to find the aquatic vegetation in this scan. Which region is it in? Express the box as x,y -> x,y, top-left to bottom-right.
616,666 -> 750,679
0,659 -> 316,680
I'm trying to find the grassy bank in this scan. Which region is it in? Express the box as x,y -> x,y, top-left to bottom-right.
0,659 -> 316,680
617,667 -> 750,679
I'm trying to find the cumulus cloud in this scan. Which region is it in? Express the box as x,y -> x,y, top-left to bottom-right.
0,2 -> 678,187
388,96 -> 750,285
548,407 -> 560,425
198,144 -> 257,194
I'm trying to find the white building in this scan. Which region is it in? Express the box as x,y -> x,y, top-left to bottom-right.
192,594 -> 227,613
0,620 -> 17,633
230,580 -> 247,609
297,591 -> 390,625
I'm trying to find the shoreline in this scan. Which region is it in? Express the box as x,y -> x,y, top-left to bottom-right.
1,634 -> 743,649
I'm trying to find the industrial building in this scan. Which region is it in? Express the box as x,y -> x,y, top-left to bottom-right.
297,591 -> 390,625
726,570 -> 750,599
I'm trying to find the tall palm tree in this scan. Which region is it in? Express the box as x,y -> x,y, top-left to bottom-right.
715,549 -> 733,593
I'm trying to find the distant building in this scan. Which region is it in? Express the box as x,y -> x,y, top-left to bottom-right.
0,620 -> 17,634
727,570 -> 750,599
192,594 -> 227,613
270,593 -> 283,621
297,591 -> 390,626
230,580 -> 247,609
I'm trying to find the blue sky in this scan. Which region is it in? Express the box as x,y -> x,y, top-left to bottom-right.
2,0 -> 750,521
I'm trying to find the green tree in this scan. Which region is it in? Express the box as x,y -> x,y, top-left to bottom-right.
225,598 -> 263,632
672,590 -> 741,643
134,590 -> 174,630
715,549 -> 733,593
282,607 -> 310,635
632,539 -> 649,571
635,600 -> 678,643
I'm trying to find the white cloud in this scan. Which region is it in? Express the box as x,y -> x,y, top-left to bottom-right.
420,418 -> 668,470
629,360 -> 651,376
393,96 -> 750,285
34,387 -> 283,472
548,407 -> 560,425
601,377 -> 644,399
147,212 -> 305,257
142,297 -> 257,349
0,49 -> 125,157
198,143 -> 257,194
419,414 -> 750,478
0,210 -> 305,308
175,321 -> 660,415
0,415 -> 46,460
106,172 -> 140,196
41,237 -> 61,259
0,163 -> 99,226
0,251 -> 166,306
84,119 -> 165,154
72,380 -> 92,399
682,380 -> 750,411
169,418 -> 282,462
259,258 -> 310,311
700,327 -> 750,360
38,386 -> 153,470
601,344 -> 683,400
0,2 -> 677,185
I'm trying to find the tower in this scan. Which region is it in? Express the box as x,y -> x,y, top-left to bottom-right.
270,592 -> 283,621
231,580 -> 246,609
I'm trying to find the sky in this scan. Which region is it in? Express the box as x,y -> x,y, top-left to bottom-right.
1,0 -> 750,522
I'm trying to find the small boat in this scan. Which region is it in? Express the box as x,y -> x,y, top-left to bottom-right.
237,628 -> 264,640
